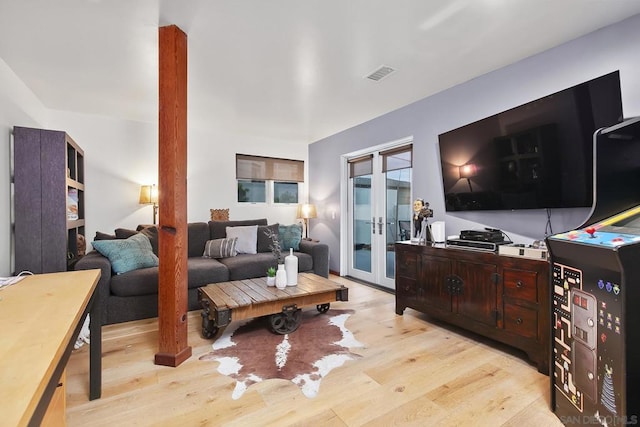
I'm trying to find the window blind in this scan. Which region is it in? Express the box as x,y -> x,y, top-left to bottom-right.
381,145 -> 412,172
348,154 -> 373,178
236,154 -> 304,182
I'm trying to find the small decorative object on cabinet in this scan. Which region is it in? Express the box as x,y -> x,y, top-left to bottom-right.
275,264 -> 287,289
395,241 -> 550,374
285,248 -> 298,286
411,198 -> 434,242
13,127 -> 85,274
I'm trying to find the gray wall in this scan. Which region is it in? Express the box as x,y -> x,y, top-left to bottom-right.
309,14 -> 640,274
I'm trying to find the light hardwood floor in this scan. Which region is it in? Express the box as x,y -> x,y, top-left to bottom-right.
66,276 -> 563,426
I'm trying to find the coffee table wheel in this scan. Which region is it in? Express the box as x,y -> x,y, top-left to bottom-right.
317,303 -> 330,313
201,311 -> 218,339
269,307 -> 302,334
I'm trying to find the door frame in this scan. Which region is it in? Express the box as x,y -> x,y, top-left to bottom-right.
339,136 -> 413,285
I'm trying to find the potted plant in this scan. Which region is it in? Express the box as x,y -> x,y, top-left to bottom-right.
264,228 -> 282,287
264,228 -> 282,263
266,266 -> 276,286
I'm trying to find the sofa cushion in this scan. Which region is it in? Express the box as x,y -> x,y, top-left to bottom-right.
94,231 -> 116,240
115,228 -> 138,239
217,251 -> 313,280
257,223 -> 279,253
110,266 -> 159,296
217,252 -> 277,280
188,222 -> 210,257
295,252 -> 313,273
203,237 -> 238,259
137,226 -> 159,255
186,257 -> 230,287
113,226 -> 159,255
92,233 -> 159,274
209,218 -> 268,240
110,257 -> 230,297
226,225 -> 258,254
279,223 -> 302,251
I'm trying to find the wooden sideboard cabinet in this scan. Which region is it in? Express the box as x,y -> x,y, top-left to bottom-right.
395,242 -> 549,374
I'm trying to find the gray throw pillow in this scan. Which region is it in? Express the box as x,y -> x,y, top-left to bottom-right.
203,238 -> 238,259
257,224 -> 279,253
226,225 -> 258,254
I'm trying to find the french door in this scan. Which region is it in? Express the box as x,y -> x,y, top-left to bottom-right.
346,143 -> 412,289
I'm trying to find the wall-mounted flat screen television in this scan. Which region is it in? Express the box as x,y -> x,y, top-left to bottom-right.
438,71 -> 623,212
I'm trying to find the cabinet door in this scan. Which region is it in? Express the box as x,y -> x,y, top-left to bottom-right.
396,250 -> 419,307
455,259 -> 497,327
419,254 -> 452,312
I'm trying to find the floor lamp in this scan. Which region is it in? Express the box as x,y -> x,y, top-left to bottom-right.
297,203 -> 317,240
139,184 -> 159,224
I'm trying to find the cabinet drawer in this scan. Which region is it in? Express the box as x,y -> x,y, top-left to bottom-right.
504,304 -> 537,339
503,269 -> 538,302
397,252 -> 418,278
396,277 -> 417,297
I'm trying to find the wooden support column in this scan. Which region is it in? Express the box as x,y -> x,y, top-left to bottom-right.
155,24 -> 191,367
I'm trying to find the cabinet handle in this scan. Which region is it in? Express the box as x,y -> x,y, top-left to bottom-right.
516,280 -> 523,288
516,317 -> 523,325
445,275 -> 463,295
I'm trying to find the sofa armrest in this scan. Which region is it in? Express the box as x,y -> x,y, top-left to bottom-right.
298,240 -> 329,278
74,251 -> 112,324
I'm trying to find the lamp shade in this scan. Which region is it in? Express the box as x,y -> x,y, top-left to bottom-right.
139,185 -> 158,205
459,163 -> 477,179
296,203 -> 317,219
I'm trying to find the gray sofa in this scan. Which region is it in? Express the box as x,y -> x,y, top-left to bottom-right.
74,218 -> 329,325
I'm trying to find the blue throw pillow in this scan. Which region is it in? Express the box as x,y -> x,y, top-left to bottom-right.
92,233 -> 159,274
278,224 -> 302,251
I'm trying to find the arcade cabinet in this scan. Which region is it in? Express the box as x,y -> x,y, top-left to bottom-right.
546,117 -> 640,425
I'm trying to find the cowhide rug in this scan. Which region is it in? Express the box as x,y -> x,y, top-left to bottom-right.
199,309 -> 364,399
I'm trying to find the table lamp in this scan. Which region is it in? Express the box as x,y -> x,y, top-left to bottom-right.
296,203 -> 317,239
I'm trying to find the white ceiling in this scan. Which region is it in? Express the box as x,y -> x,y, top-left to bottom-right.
2,0 -> 640,143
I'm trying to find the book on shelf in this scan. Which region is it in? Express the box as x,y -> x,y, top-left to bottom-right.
67,188 -> 79,220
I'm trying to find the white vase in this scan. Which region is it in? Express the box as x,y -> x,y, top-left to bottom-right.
285,248 -> 298,286
266,276 -> 276,287
275,264 -> 287,289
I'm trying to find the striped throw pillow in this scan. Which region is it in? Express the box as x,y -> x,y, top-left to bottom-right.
203,237 -> 238,259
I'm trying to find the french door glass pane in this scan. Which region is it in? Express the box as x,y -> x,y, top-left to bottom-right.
353,175 -> 372,272
385,168 -> 412,279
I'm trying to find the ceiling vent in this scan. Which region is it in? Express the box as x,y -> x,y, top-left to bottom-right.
365,65 -> 396,82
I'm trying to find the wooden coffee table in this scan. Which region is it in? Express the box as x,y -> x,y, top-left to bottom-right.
198,273 -> 348,337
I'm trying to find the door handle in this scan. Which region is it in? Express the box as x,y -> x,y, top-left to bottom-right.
377,217 -> 383,235
372,217 -> 375,234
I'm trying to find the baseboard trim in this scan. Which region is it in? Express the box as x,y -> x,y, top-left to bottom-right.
344,276 -> 395,295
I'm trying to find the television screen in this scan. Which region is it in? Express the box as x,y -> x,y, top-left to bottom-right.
438,71 -> 623,212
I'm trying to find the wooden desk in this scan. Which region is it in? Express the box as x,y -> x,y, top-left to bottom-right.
0,269 -> 101,426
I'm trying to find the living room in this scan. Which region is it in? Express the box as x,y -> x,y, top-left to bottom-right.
2,5 -> 640,280
2,2 -> 640,425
